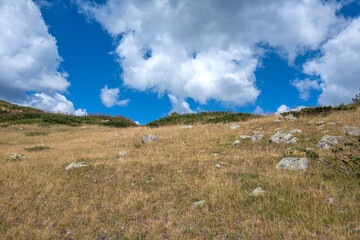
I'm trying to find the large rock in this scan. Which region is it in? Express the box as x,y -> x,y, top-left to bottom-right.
270,131 -> 293,143
230,124 -> 240,130
285,114 -> 297,120
240,135 -> 252,140
276,157 -> 309,172
251,134 -> 265,142
233,140 -> 241,146
316,135 -> 344,149
343,126 -> 360,136
142,135 -> 159,143
286,137 -> 298,144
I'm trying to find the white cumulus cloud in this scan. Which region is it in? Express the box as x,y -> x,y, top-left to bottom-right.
292,78 -> 321,101
100,85 -> 130,107
77,0 -> 341,109
168,94 -> 195,114
302,17 -> 360,106
0,0 -> 85,114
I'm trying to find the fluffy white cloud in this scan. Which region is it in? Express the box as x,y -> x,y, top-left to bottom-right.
303,17 -> 360,106
168,94 -> 195,114
292,78 -> 321,101
77,0 -> 341,108
100,85 -> 130,107
0,0 -> 85,114
26,93 -> 87,116
275,104 -> 306,115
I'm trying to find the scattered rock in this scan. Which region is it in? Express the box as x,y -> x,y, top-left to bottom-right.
251,134 -> 265,142
276,157 -> 309,172
101,120 -> 109,123
290,129 -> 302,134
316,135 -> 344,149
65,162 -> 87,171
343,126 -> 360,136
118,151 -> 127,157
285,114 -> 297,120
317,124 -> 326,130
327,122 -> 336,126
215,164 -> 221,168
253,130 -> 260,134
327,197 -> 338,204
193,200 -> 205,208
181,125 -> 193,129
142,135 -> 159,143
211,153 -> 220,156
230,124 -> 240,130
250,187 -> 266,196
286,137 -> 298,144
316,121 -> 325,125
19,127 -> 23,130
232,140 -> 241,146
240,135 -> 252,140
322,130 -> 330,133
273,119 -> 282,123
270,131 -> 293,143
307,120 -> 314,124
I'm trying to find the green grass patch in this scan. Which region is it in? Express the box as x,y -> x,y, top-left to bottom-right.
281,103 -> 357,117
25,131 -> 50,136
147,111 -> 259,126
24,146 -> 51,152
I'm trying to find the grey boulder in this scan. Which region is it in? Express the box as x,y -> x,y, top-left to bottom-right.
276,157 -> 309,172
316,135 -> 343,149
142,135 -> 159,143
251,134 -> 265,142
343,126 -> 360,136
270,131 -> 293,143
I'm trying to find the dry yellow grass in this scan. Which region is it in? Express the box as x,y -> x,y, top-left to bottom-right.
1,109 -> 360,239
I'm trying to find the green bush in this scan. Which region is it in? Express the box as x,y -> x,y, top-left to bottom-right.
24,146 -> 51,152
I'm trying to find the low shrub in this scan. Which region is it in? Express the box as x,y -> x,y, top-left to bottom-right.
24,146 -> 51,152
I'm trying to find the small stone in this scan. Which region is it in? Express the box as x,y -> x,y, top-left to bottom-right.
181,125 -> 193,129
215,164 -> 221,168
327,197 -> 338,204
101,120 -> 109,123
142,135 -> 159,143
193,200 -> 205,208
251,134 -> 265,142
273,119 -> 282,123
343,126 -> 360,136
253,130 -> 260,134
322,130 -> 330,133
19,127 -> 23,130
65,162 -> 87,171
316,135 -> 344,149
307,120 -> 315,124
286,137 -> 298,144
270,131 -> 293,143
290,129 -> 302,134
118,151 -> 127,157
316,121 -> 325,125
211,153 -> 219,156
276,157 -> 308,171
317,124 -> 326,130
327,122 -> 336,126
250,187 -> 266,196
177,170 -> 183,173
230,124 -> 240,130
233,140 -> 241,146
240,135 -> 252,140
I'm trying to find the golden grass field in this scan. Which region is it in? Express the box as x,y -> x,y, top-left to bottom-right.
1,109 -> 360,239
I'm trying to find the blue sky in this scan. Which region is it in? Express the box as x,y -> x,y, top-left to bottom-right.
0,0 -> 359,124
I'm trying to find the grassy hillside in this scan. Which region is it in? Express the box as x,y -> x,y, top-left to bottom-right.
0,100 -> 137,128
147,111 -> 259,127
1,105 -> 360,239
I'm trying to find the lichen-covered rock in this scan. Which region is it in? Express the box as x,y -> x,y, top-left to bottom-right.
290,129 -> 302,134
250,187 -> 266,196
65,162 -> 87,171
118,151 -> 127,157
316,135 -> 344,149
276,157 -> 308,171
343,126 -> 360,136
230,124 -> 240,130
285,114 -> 297,120
251,134 -> 265,142
142,135 -> 159,143
233,140 -> 241,146
193,200 -> 205,208
286,137 -> 298,144
240,135 -> 252,140
270,131 -> 293,143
